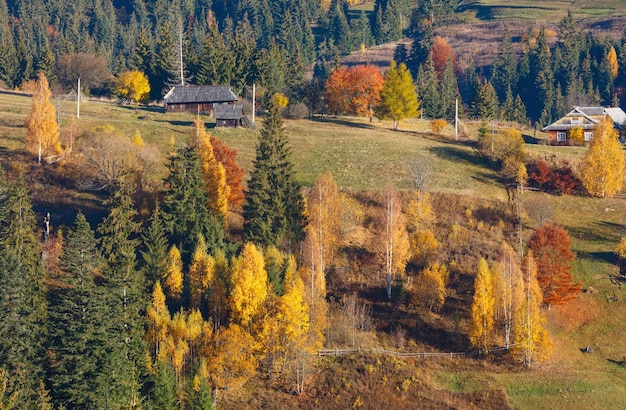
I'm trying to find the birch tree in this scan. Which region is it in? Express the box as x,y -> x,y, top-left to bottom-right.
381,187 -> 410,299
26,72 -> 59,163
470,258 -> 495,353
581,117 -> 624,198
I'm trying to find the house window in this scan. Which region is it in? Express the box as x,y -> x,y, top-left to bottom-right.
571,118 -> 580,125
556,132 -> 567,142
584,131 -> 593,141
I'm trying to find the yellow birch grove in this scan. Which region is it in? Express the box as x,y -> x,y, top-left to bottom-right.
381,187 -> 410,299
492,243 -> 523,349
164,245 -> 184,300
114,70 -> 151,103
146,282 -> 171,360
470,258 -> 495,353
581,117 -> 625,198
514,252 -> 552,367
193,118 -> 230,217
26,72 -> 60,162
229,243 -> 268,328
305,172 -> 342,300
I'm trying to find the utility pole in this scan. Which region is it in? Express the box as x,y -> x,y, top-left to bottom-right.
455,98 -> 458,141
77,78 -> 80,119
252,83 -> 256,124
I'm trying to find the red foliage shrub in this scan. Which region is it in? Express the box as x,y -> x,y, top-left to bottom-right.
549,166 -> 578,195
529,160 -> 552,190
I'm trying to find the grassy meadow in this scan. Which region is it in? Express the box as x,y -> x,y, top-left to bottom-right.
2,92 -> 626,408
457,0 -> 626,22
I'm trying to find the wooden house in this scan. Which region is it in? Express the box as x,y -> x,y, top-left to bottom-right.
542,106 -> 626,145
163,85 -> 238,115
215,104 -> 243,127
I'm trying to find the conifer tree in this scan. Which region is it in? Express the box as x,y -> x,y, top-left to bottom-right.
162,144 -> 224,259
0,173 -> 46,405
470,258 -> 495,353
46,213 -> 107,408
97,182 -> 145,408
376,61 -> 419,130
439,58 -> 459,119
140,206 -> 169,289
416,55 -> 440,119
26,72 -> 60,163
243,98 -> 306,248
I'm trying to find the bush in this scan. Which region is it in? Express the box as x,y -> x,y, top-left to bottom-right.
430,119 -> 447,134
287,102 -> 309,119
550,165 -> 578,195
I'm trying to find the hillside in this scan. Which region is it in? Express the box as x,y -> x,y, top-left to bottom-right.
1,92 -> 626,408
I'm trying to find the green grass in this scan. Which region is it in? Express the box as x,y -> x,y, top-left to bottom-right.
3,92 -> 626,408
457,0 -> 626,21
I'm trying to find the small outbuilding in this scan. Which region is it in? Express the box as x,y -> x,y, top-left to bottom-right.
214,104 -> 243,127
163,85 -> 238,115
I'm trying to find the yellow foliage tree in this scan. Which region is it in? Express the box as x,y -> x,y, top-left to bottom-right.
492,243 -> 523,349
208,250 -> 230,329
188,236 -> 215,309
193,118 -> 230,217
115,70 -> 151,104
581,117 -> 625,198
26,72 -> 60,163
305,172 -> 342,301
430,119 -> 447,134
568,127 -> 584,146
208,324 -> 257,389
164,245 -> 184,300
230,243 -> 268,328
470,258 -> 495,353
405,190 -> 437,231
146,282 -> 171,359
513,252 -> 552,367
409,229 -> 439,267
381,187 -> 410,299
607,46 -> 619,79
414,262 -> 448,311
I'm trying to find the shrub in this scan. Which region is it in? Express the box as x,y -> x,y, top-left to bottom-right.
430,119 -> 447,134
549,165 -> 578,195
530,160 -> 552,190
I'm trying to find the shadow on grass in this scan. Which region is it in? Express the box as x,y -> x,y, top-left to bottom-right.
577,251 -> 619,266
310,116 -> 378,130
428,145 -> 488,168
117,105 -> 166,114
569,222 -> 624,244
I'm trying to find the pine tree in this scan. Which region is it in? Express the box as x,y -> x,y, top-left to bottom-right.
416,55 -> 440,119
0,173 -> 46,406
376,61 -> 419,130
491,28 -> 519,101
162,144 -> 224,260
140,205 -> 169,289
439,58 -> 459,119
243,99 -> 306,248
46,213 -> 107,408
97,182 -> 145,408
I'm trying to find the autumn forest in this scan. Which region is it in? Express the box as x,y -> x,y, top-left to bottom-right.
2,0 -> 626,409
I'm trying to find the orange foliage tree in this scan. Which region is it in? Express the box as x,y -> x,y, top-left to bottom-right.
324,65 -> 384,119
211,136 -> 245,210
527,223 -> 581,307
430,36 -> 456,77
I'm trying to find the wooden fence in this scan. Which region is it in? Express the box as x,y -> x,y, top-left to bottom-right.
316,345 -> 511,359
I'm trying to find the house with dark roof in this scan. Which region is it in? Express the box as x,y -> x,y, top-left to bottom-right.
215,104 -> 243,127
542,106 -> 626,145
163,85 -> 238,115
